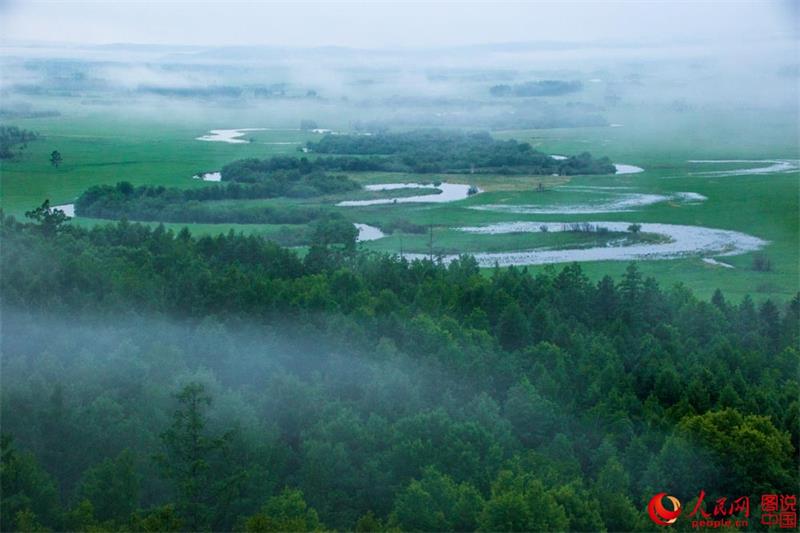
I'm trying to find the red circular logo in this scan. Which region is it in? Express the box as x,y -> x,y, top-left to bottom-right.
648,493 -> 682,526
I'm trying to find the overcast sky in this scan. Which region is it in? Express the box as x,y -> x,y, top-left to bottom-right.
1,1 -> 797,49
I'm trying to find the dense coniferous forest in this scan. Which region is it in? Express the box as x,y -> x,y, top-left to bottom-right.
1,206 -> 797,532
304,130 -> 616,175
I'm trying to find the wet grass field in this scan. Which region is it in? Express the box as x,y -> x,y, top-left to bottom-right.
1,106 -> 797,302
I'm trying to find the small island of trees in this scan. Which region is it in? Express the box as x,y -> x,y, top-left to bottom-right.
304,129 -> 616,175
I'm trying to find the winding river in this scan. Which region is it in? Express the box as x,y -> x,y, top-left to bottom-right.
338,173 -> 766,265
401,221 -> 766,267
471,189 -> 706,215
52,203 -> 75,217
688,159 -> 799,177
337,182 -> 479,206
68,142 -> 771,266
193,172 -> 222,182
354,223 -> 385,242
196,128 -> 268,143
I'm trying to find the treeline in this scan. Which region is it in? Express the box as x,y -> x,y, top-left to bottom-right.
220,156 -> 379,182
1,209 -> 797,532
305,130 -> 616,175
75,171 -> 359,223
489,80 -> 584,98
0,106 -> 59,120
138,85 -> 243,99
0,125 -> 39,159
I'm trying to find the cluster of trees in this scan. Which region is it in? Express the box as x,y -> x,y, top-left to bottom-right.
489,81 -> 584,98
305,130 -> 616,175
137,83 -> 323,101
220,157 -> 365,190
221,155 -> 388,180
138,86 -> 244,99
563,222 -> 610,234
1,208 -> 797,531
0,125 -> 39,159
75,174 -> 358,224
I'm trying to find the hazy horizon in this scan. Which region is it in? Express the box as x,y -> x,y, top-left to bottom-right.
2,1 -> 798,49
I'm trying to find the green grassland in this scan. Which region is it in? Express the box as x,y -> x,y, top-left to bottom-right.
498,111 -> 798,302
1,106 -> 797,303
0,114 -> 315,214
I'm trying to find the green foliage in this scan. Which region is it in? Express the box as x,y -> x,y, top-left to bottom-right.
643,434 -> 716,497
311,213 -> 358,252
221,157 -> 361,193
243,489 -> 322,532
24,199 -> 69,237
74,449 -> 140,524
12,509 -> 51,533
550,483 -> 606,532
504,378 -> 558,447
0,436 -> 61,532
593,458 -> 642,532
496,301 -> 529,351
155,383 -> 241,531
130,505 -> 183,532
63,499 -> 99,531
478,470 -> 569,532
389,468 -> 483,531
75,180 -> 338,224
678,409 -> 795,494
354,511 -> 383,532
49,150 -> 62,168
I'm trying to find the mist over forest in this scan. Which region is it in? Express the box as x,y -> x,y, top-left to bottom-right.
1,2 -> 798,532
2,215 -> 797,531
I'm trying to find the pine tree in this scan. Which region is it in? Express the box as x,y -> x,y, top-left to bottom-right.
759,299 -> 782,353
497,301 -> 529,351
24,200 -> 69,238
155,383 -> 238,531
1,435 -> 62,532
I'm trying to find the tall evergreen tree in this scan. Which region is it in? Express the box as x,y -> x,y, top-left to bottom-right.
155,383 -> 239,531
